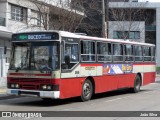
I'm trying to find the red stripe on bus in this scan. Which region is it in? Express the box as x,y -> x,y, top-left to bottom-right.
10,73 -> 51,76
80,63 -> 102,67
35,74 -> 51,76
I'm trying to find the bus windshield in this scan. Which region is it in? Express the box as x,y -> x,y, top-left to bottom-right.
10,41 -> 60,72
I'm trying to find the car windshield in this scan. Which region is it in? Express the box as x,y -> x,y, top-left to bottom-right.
10,42 -> 60,72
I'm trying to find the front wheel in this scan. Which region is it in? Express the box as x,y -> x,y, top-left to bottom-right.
81,79 -> 93,102
131,75 -> 141,93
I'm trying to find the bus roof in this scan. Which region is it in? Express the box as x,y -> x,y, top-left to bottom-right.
59,31 -> 155,47
13,30 -> 155,47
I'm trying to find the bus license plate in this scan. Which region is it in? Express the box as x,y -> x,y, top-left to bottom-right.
11,90 -> 18,94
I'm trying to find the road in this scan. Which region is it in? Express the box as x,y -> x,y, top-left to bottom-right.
0,77 -> 160,120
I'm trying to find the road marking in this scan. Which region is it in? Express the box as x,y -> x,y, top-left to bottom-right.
104,96 -> 132,103
104,90 -> 156,103
61,90 -> 158,111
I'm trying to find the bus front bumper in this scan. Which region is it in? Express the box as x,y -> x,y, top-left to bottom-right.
7,89 -> 60,99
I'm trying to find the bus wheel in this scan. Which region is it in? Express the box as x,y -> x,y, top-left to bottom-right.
131,75 -> 141,93
81,79 -> 93,102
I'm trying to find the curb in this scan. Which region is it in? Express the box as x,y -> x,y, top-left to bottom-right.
0,89 -> 6,94
0,89 -> 20,100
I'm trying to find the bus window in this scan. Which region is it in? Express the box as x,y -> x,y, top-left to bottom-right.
124,44 -> 134,61
97,42 -> 112,62
113,43 -> 123,62
143,46 -> 151,61
151,47 -> 155,61
61,41 -> 79,70
31,42 -> 60,71
81,40 -> 95,62
65,44 -> 79,62
134,45 -> 143,61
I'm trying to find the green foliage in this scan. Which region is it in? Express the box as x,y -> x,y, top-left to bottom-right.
156,67 -> 160,71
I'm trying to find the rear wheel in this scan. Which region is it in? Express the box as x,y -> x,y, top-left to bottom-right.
131,75 -> 141,93
81,79 -> 93,101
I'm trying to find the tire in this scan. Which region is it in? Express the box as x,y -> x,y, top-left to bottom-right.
81,79 -> 93,101
131,75 -> 141,93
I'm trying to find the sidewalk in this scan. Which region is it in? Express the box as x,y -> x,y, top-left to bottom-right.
0,87 -> 7,94
0,87 -> 19,100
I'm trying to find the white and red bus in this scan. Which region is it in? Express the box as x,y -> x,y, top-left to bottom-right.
7,31 -> 156,101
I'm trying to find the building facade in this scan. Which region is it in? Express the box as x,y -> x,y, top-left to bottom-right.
108,1 -> 160,65
0,0 -> 83,87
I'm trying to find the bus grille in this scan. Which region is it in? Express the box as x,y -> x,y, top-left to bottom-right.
10,78 -> 51,83
21,84 -> 39,90
8,78 -> 54,90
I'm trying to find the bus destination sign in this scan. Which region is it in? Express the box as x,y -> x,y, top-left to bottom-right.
12,33 -> 59,41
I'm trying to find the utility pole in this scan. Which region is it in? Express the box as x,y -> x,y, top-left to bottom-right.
102,0 -> 107,38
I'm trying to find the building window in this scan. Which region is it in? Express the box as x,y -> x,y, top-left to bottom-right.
31,10 -> 41,26
11,4 -> 27,22
129,31 -> 140,39
113,31 -> 140,39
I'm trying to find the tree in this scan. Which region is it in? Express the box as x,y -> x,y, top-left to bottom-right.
77,0 -> 103,37
16,0 -> 85,32
49,0 -> 85,32
108,2 -> 149,42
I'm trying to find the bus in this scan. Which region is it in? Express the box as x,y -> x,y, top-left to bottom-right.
7,31 -> 156,101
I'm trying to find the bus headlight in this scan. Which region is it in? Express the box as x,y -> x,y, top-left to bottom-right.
42,85 -> 47,90
15,84 -> 19,88
11,84 -> 15,88
47,85 -> 52,90
41,85 -> 52,90
10,83 -> 19,89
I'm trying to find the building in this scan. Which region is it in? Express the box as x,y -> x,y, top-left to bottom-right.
108,1 -> 159,65
0,0 -> 50,86
78,0 -> 158,65
0,0 -> 84,87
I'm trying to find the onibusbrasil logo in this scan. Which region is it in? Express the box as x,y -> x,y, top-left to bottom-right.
2,112 -> 42,118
